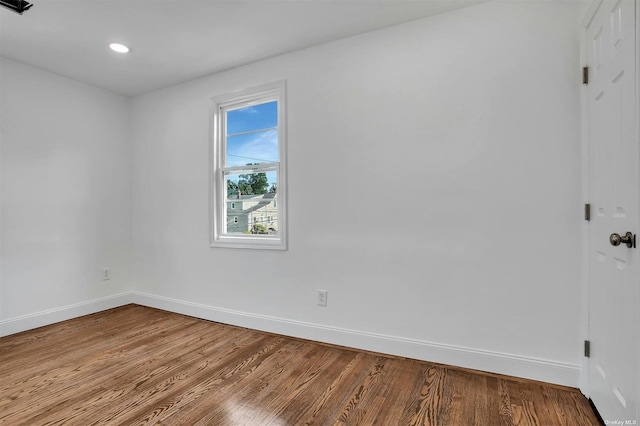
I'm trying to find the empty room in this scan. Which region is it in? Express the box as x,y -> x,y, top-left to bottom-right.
1,0 -> 638,424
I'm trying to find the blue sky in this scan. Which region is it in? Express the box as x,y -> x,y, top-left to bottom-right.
226,101 -> 278,167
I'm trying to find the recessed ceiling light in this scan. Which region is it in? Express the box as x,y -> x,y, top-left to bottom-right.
109,43 -> 130,54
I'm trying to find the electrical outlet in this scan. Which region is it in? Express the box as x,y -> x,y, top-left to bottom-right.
317,289 -> 327,307
102,268 -> 111,281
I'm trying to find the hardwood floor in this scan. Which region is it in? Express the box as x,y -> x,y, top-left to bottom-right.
0,305 -> 601,425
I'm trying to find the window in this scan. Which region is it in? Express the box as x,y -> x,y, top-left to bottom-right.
210,81 -> 287,249
233,217 -> 238,223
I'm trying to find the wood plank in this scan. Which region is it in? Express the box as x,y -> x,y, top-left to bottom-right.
0,305 -> 602,425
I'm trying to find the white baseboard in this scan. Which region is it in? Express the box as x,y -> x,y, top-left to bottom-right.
131,291 -> 580,387
0,292 -> 133,337
0,291 -> 580,387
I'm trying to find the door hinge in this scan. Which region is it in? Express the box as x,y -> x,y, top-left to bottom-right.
584,340 -> 591,358
585,203 -> 591,221
583,66 -> 589,85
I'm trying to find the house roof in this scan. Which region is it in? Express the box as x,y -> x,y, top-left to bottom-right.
229,192 -> 276,215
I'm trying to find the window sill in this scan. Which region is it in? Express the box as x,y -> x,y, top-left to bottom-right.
210,235 -> 287,250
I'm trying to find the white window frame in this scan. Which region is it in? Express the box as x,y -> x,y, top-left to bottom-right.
210,81 -> 287,250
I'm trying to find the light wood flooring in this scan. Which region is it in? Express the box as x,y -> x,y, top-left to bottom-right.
0,304 -> 601,425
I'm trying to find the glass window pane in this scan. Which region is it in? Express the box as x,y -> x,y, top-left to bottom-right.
224,168 -> 278,235
226,129 -> 278,167
226,101 -> 277,135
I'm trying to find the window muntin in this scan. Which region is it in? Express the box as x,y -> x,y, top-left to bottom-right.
210,82 -> 286,249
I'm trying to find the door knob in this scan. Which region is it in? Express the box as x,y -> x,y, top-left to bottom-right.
610,232 -> 636,248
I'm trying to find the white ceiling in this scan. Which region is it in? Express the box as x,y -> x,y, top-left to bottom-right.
0,0 -> 485,97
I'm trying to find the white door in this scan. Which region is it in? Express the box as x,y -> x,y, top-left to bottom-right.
586,0 -> 639,423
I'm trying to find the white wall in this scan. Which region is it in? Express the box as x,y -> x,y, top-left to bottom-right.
0,58 -> 132,334
130,2 -> 583,385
